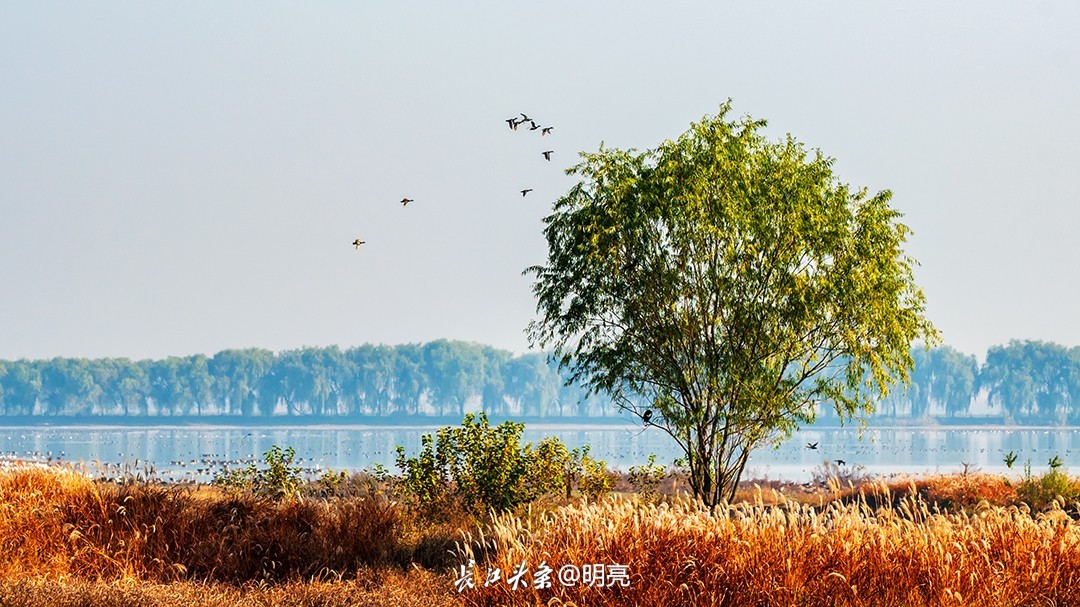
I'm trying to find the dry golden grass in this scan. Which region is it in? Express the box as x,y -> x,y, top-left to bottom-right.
0,466 -> 408,582
0,568 -> 457,607
459,489 -> 1080,607
5,466 -> 1080,606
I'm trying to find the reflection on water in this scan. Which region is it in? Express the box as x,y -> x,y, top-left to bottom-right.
1,424 -> 1077,482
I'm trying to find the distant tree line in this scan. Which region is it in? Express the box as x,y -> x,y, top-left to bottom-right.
0,340 -> 604,418
865,340 -> 1080,424
0,339 -> 1077,423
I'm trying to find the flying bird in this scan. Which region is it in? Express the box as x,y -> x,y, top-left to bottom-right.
352,239 -> 366,249
835,459 -> 847,466
541,126 -> 553,136
542,150 -> 554,161
806,442 -> 818,450
519,113 -> 531,122
506,117 -> 522,130
529,121 -> 540,131
642,409 -> 653,425
401,198 -> 414,207
520,188 -> 533,197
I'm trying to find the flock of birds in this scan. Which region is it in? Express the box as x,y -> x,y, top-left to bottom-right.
351,112 -> 556,250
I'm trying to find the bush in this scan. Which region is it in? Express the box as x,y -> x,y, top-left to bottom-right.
628,454 -> 667,502
1016,459 -> 1080,509
578,449 -> 615,500
394,412 -> 569,514
213,445 -> 303,500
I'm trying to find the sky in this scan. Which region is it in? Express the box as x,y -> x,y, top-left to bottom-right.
1,1 -> 1077,362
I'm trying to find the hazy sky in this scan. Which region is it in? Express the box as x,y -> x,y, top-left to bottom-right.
1,2 -> 1077,362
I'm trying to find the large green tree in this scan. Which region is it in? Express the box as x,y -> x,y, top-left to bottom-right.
528,104 -> 938,506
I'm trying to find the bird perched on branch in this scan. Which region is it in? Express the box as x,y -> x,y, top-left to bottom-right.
643,409 -> 653,425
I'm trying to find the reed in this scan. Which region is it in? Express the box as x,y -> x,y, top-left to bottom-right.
4,466 -> 1080,606
460,489 -> 1080,606
0,466 -> 406,582
0,569 -> 457,607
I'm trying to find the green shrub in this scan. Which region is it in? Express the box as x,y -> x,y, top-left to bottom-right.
530,436 -> 572,498
578,450 -> 615,500
628,454 -> 667,501
213,445 -> 304,500
1016,458 -> 1080,509
394,412 -> 570,514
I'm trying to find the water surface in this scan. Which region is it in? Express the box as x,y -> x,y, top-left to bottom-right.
2,424 -> 1076,482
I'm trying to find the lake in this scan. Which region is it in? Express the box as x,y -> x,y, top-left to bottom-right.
1,423 -> 1077,482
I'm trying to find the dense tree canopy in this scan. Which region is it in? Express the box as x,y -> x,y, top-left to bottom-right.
980,340 -> 1080,423
528,104 -> 938,506
0,341 -> 603,418
0,341 -> 1076,423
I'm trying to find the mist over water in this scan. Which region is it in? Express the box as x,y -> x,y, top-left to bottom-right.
2,425 -> 1077,483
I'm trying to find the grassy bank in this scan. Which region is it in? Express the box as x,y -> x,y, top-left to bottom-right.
1,466 -> 1078,606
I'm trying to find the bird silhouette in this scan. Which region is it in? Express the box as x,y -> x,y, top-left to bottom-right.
519,113 -> 531,122
541,126 -> 553,136
352,239 -> 366,249
835,459 -> 847,466
643,409 -> 653,425
806,442 -> 818,450
520,189 -> 533,197
529,121 -> 540,131
542,150 -> 554,161
401,198 -> 413,207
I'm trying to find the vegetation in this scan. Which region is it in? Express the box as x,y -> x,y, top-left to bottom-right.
1,339 -> 1079,423
394,412 -> 557,514
527,103 -> 937,506
392,413 -> 615,514
0,341 -> 604,418
460,487 -> 1080,607
213,445 -> 304,499
3,449 -> 1080,606
979,340 -> 1080,424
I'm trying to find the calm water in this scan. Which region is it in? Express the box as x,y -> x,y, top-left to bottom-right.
2,424 -> 1078,482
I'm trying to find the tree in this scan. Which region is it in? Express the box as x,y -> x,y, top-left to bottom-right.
980,340 -> 1079,423
209,349 -> 273,416
527,103 -> 937,507
890,346 -> 977,418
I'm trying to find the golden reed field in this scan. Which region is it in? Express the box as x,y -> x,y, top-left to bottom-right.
0,466 -> 1078,607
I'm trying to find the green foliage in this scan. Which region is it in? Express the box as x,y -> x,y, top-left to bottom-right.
314,468 -> 350,498
1004,450 -> 1018,469
393,412 -> 571,514
527,101 -> 938,506
879,345 -> 978,418
4,339 -> 1079,422
628,454 -> 667,502
1016,458 -> 1080,508
213,445 -> 304,500
531,436 -> 572,498
0,341 -> 605,418
980,340 -> 1080,422
578,451 -> 615,500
